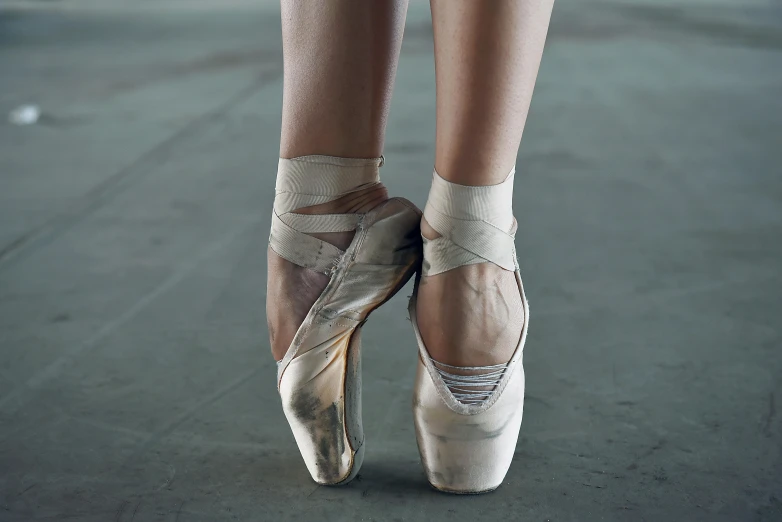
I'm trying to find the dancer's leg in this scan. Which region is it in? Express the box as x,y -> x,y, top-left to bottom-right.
418,0 -> 554,366
269,0 -> 408,360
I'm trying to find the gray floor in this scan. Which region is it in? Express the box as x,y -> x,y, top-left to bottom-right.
1,0 -> 781,520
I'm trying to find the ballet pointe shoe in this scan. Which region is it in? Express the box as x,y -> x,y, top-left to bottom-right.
271,155 -> 422,485
409,168 -> 529,494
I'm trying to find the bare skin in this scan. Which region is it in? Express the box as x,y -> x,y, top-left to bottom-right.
268,0 -> 408,361
279,0 -> 408,159
417,0 -> 554,368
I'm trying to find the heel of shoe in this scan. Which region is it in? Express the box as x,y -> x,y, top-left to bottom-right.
353,197 -> 422,267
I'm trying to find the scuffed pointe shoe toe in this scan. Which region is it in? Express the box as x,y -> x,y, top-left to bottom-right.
279,331 -> 365,485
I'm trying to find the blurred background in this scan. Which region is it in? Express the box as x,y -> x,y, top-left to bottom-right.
1,0 -> 780,520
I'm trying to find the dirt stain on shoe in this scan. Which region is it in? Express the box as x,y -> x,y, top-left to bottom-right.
291,391 -> 346,484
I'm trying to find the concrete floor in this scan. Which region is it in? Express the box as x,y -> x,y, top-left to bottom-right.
1,0 -> 781,520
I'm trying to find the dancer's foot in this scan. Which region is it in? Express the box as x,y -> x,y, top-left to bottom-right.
415,217 -> 525,369
267,183 -> 388,360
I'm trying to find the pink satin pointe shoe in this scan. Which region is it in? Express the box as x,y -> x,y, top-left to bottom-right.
409,168 -> 529,494
271,155 -> 421,485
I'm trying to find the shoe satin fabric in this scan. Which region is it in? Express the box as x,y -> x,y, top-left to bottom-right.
410,168 -> 529,494
272,155 -> 422,485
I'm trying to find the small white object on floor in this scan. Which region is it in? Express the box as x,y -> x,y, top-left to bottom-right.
9,105 -> 41,125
